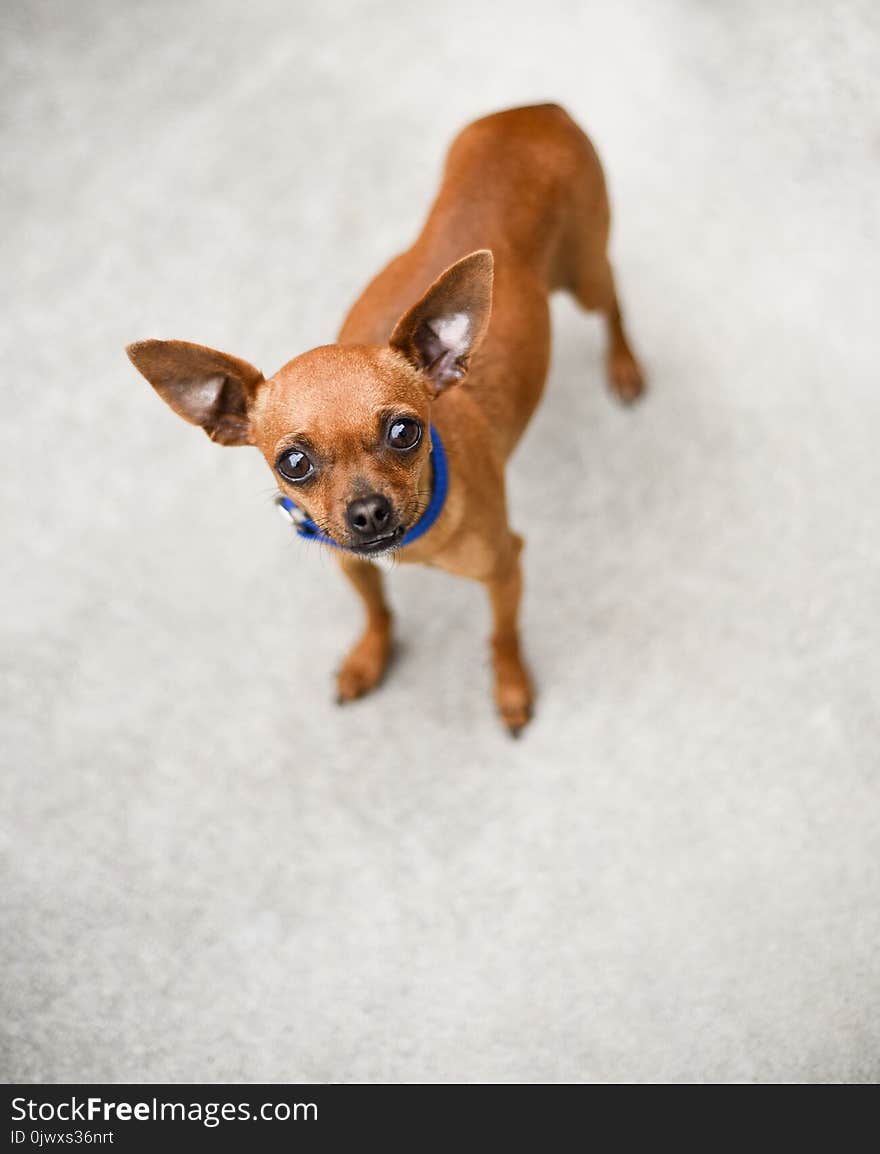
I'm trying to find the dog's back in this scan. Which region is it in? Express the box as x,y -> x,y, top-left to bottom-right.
340,103 -> 621,457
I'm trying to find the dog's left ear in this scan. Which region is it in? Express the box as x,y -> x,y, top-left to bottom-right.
390,249 -> 493,395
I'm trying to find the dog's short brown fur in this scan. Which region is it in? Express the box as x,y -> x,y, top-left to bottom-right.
127,104 -> 644,734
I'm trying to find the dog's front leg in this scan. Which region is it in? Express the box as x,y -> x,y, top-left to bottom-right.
335,555 -> 393,703
485,533 -> 533,736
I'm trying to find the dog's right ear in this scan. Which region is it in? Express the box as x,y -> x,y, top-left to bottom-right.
126,339 -> 264,445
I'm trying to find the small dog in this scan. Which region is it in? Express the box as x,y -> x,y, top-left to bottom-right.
127,104 -> 644,734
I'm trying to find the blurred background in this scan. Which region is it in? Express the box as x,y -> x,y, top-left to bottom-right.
1,0 -> 878,1082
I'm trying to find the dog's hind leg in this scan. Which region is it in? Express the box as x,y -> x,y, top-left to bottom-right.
600,273 -> 645,405
558,138 -> 646,404
569,239 -> 645,405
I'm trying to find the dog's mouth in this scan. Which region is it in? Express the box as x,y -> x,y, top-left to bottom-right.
347,525 -> 405,556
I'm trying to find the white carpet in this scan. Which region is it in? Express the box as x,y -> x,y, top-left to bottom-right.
2,0 -> 878,1082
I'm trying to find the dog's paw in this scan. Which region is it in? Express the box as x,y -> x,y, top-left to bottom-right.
494,659 -> 534,737
500,697 -> 533,738
336,633 -> 391,703
607,350 -> 646,405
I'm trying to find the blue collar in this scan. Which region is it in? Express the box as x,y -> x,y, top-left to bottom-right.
275,423 -> 448,552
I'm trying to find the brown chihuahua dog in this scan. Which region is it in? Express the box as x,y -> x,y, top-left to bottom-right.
127,104 -> 644,734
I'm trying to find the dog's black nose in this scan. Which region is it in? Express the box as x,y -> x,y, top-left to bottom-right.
346,493 -> 393,537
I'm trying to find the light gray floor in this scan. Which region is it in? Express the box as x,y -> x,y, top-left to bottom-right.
2,0 -> 878,1083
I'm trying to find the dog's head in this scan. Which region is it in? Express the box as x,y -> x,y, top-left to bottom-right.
127,251 -> 492,555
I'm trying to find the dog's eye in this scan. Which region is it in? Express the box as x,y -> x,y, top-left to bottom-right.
387,417 -> 422,450
276,448 -> 313,482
